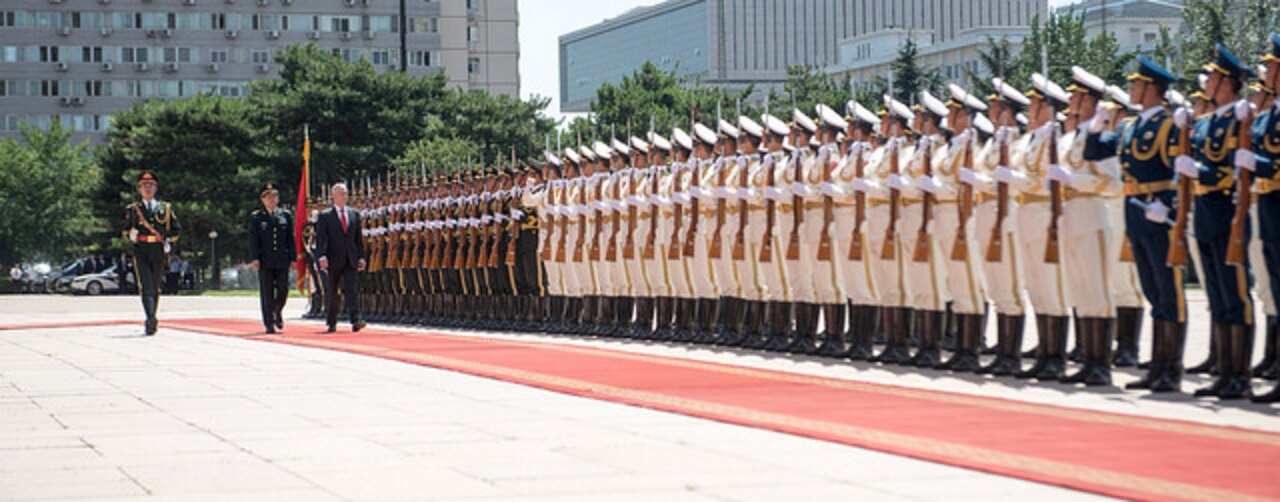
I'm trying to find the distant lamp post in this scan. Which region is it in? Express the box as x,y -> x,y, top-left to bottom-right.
208,229 -> 219,290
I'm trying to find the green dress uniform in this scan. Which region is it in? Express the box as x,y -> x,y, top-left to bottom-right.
248,183 -> 294,333
122,171 -> 181,336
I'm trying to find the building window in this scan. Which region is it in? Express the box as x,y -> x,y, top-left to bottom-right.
1144,32 -> 1157,43
467,25 -> 478,42
467,57 -> 479,75
250,50 -> 270,64
121,47 -> 149,63
467,0 -> 479,11
41,80 -> 60,97
211,13 -> 226,30
81,46 -> 104,63
210,49 -> 228,64
163,47 -> 192,63
410,50 -> 433,67
39,46 -> 60,63
371,50 -> 390,66
331,17 -> 351,33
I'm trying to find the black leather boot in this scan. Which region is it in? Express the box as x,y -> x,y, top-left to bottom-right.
1017,314 -> 1053,379
845,305 -> 877,360
1252,316 -> 1279,380
785,303 -> 818,354
941,303 -> 958,352
874,307 -> 912,364
978,314 -> 1023,376
699,298 -> 720,344
1148,320 -> 1187,393
739,300 -> 765,347
1084,317 -> 1116,386
1113,306 -> 1143,367
911,310 -> 943,368
1022,315 -> 1068,380
1061,317 -> 1096,384
1215,324 -> 1254,399
1194,323 -> 1232,397
940,313 -> 984,372
717,298 -> 744,346
762,302 -> 793,351
815,303 -> 846,357
653,297 -> 674,340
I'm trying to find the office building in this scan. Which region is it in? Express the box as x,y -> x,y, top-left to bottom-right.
0,0 -> 519,143
560,0 -> 1046,113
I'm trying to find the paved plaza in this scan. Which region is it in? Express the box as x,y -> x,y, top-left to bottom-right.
0,294 -> 1275,500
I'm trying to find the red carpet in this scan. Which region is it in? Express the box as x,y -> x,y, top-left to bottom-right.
29,318 -> 1280,501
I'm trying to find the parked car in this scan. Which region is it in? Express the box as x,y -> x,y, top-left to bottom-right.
69,264 -> 135,296
44,260 -> 85,293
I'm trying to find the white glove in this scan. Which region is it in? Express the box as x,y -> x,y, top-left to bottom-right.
761,153 -> 776,170
764,186 -> 783,200
1175,155 -> 1199,178
952,129 -> 973,146
917,176 -> 939,194
1174,107 -> 1193,130
673,192 -> 692,205
744,188 -> 762,201
714,187 -> 735,199
959,167 -> 979,185
917,136 -> 931,151
1090,103 -> 1112,133
819,181 -> 845,198
994,166 -> 1016,183
1144,200 -> 1170,224
1235,100 -> 1254,122
1068,172 -> 1100,192
1235,149 -> 1257,172
791,182 -> 813,198
1046,164 -> 1074,184
887,174 -> 906,190
852,178 -> 873,192
611,200 -> 627,211
689,186 -> 706,200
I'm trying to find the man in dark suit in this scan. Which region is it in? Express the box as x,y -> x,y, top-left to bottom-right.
315,182 -> 367,332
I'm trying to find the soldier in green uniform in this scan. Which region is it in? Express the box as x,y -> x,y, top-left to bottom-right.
122,170 -> 181,336
249,182 -> 294,334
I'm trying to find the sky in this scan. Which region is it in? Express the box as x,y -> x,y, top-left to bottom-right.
519,0 -> 1086,125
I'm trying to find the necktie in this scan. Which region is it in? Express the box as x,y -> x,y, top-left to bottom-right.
340,208 -> 348,233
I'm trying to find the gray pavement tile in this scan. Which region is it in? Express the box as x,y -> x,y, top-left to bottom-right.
0,467 -> 148,500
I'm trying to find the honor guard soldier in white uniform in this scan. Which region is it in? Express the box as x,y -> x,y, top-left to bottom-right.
895,92 -> 953,367
811,104 -> 852,356
640,134 -> 674,338
1000,74 -> 1080,381
688,122 -> 723,342
1048,68 -> 1126,384
829,102 -> 882,359
932,85 -> 991,371
863,97 -> 917,364
970,79 -> 1030,375
720,116 -> 768,345
621,135 -> 653,338
710,119 -> 748,344
752,113 -> 795,350
660,128 -> 697,340
607,137 -> 637,336
772,109 -> 821,353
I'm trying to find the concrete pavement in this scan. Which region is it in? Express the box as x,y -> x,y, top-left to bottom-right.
0,294 -> 1275,500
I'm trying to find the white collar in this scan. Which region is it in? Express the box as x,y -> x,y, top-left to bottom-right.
1139,105 -> 1165,124
1213,102 -> 1234,117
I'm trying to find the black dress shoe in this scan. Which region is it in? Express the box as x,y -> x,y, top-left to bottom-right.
265,327 -> 277,335
275,318 -> 284,330
326,325 -> 337,333
353,321 -> 367,332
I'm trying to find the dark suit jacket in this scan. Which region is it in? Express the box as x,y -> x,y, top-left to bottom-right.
314,206 -> 364,269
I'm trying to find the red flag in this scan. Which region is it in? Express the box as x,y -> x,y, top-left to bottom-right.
294,126 -> 310,292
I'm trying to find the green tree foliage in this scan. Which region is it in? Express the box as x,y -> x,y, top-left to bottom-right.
1179,0 -> 1234,84
583,61 -> 752,141
393,136 -> 482,176
95,94 -> 264,267
887,36 -> 945,104
0,123 -> 102,264
782,65 -> 850,115
248,44 -> 449,186
964,35 -> 1022,98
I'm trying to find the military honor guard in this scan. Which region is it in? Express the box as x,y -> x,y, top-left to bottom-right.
1251,34 -> 1280,403
249,182 -> 294,334
122,170 -> 181,336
